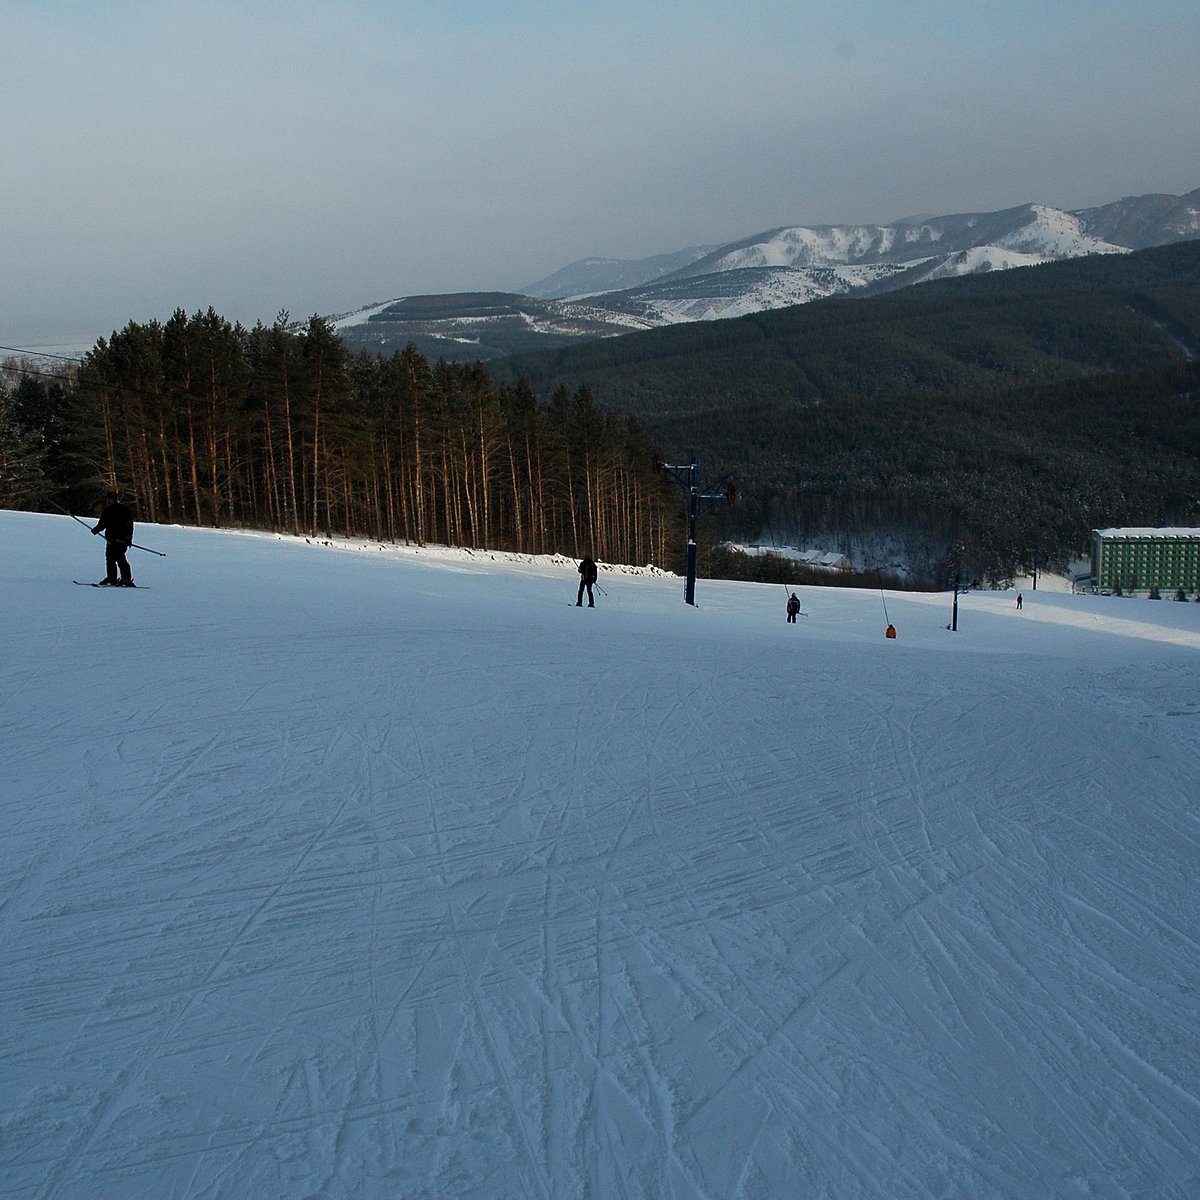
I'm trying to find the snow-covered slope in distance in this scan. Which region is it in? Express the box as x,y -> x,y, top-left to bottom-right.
4,509 -> 1200,1199
593,203 -> 1127,322
676,204 -> 1125,279
334,190 -> 1198,351
584,261 -> 915,325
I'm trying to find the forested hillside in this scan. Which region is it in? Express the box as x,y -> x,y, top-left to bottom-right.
491,241 -> 1200,581
1,313 -> 677,568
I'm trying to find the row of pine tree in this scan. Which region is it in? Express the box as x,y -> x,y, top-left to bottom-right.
1,309 -> 680,568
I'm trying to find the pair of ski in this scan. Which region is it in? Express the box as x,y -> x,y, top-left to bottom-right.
72,581 -> 148,589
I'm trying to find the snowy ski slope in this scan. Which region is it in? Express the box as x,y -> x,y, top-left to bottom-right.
3,511 -> 1199,1199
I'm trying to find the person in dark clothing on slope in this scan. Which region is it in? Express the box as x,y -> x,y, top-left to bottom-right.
576,555 -> 598,607
786,592 -> 801,623
92,490 -> 135,586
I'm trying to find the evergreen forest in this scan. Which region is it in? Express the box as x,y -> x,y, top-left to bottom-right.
0,312 -> 678,570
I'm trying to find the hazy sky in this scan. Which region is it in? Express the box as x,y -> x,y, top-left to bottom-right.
3,0 -> 1198,347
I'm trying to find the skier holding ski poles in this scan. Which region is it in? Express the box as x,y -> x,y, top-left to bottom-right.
576,554 -> 598,607
92,490 -> 135,587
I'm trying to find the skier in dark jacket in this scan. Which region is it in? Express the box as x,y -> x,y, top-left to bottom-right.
576,555 -> 598,607
786,592 -> 801,623
92,490 -> 135,586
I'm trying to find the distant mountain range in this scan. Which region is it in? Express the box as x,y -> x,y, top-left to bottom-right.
334,188 -> 1200,361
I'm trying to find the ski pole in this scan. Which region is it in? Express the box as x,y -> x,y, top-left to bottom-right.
44,494 -> 95,533
97,533 -> 167,557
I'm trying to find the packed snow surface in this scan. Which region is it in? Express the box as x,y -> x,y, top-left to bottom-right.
3,511 -> 1200,1199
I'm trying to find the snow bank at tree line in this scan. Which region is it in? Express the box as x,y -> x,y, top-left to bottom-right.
233,525 -> 676,579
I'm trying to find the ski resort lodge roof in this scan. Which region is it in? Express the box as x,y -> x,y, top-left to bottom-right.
1093,527 -> 1200,538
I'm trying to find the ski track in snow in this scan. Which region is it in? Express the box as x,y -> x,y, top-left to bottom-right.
2,512 -> 1200,1198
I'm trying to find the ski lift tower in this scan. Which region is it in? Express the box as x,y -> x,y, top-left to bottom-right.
657,454 -> 737,606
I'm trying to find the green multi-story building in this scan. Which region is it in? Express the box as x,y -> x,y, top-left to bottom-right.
1090,528 -> 1200,594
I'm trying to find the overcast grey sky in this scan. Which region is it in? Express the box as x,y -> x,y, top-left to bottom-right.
3,0 -> 1198,348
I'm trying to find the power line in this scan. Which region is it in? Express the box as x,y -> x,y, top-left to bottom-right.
0,343 -> 88,364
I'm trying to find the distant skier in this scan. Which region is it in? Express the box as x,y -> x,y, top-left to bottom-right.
92,489 -> 135,587
1016,592 -> 1023,610
576,555 -> 598,607
885,623 -> 897,639
786,592 -> 801,623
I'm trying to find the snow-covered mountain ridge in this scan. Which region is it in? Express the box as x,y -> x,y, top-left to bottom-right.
528,190 -> 1200,298
661,203 -> 1121,281
335,188 -> 1200,359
